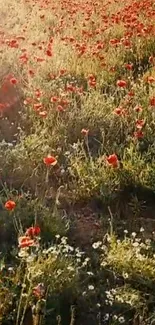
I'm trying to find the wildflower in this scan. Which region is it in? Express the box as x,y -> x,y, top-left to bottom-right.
25,226 -> 41,237
134,105 -> 143,112
18,236 -> 35,248
88,285 -> 94,290
33,283 -> 45,298
59,68 -> 67,75
150,97 -> 155,106
51,96 -> 58,103
114,107 -> 122,115
135,119 -> 145,129
5,200 -> 16,211
147,76 -> 155,83
124,63 -> 133,70
81,128 -> 89,136
134,130 -> 144,139
104,314 -> 110,321
57,105 -> 65,112
109,38 -> 120,46
46,49 -> 53,57
123,272 -> 129,279
149,56 -> 154,64
117,80 -> 127,88
88,74 -> 96,88
114,107 -> 127,116
10,77 -> 18,85
128,90 -> 135,97
92,241 -> 102,249
33,103 -> 43,111
43,155 -> 57,166
28,69 -> 35,77
106,154 -> 118,167
87,271 -> 94,276
118,316 -> 125,323
38,111 -> 47,118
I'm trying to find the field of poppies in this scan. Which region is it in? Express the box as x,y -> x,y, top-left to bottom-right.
0,0 -> 155,324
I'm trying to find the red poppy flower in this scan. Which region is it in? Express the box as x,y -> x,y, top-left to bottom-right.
116,80 -> 127,88
57,105 -> 65,112
59,69 -> 67,75
109,38 -> 120,46
38,111 -> 47,118
124,63 -> 133,70
149,56 -> 154,64
81,128 -> 89,136
147,76 -> 155,83
51,96 -> 58,103
106,154 -> 118,167
114,107 -> 122,115
33,103 -> 43,111
43,155 -> 57,166
25,226 -> 41,237
88,79 -> 96,87
5,200 -> 16,211
134,105 -> 143,112
150,97 -> 155,106
33,283 -> 45,298
134,130 -> 144,139
18,236 -> 35,248
136,119 -> 145,129
28,69 -> 35,77
35,57 -> 45,62
46,49 -> 53,57
10,77 -> 18,85
0,103 -> 6,110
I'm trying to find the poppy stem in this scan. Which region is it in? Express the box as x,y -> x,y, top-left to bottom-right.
85,134 -> 92,161
45,167 -> 49,184
108,206 -> 113,236
16,270 -> 27,325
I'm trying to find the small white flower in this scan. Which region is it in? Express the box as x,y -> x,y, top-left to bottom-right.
132,242 -> 139,247
92,241 -> 102,249
61,236 -> 68,244
22,284 -> 26,288
57,269 -> 63,276
131,232 -> 136,238
145,239 -> 151,245
88,285 -> 94,290
104,313 -> 109,320
87,271 -> 94,276
118,316 -> 125,323
140,227 -> 144,232
123,272 -> 129,279
84,257 -> 90,263
67,266 -> 74,272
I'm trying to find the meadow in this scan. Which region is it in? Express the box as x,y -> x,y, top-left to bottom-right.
0,0 -> 155,324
